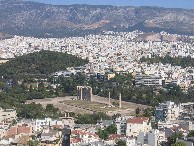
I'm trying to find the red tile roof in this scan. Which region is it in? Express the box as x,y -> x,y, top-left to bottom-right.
71,137 -> 83,143
108,134 -> 123,140
127,117 -> 149,124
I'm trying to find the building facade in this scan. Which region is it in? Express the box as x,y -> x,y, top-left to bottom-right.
115,116 -> 133,135
155,101 -> 180,122
0,108 -> 17,123
126,117 -> 152,137
135,74 -> 163,86
137,130 -> 166,146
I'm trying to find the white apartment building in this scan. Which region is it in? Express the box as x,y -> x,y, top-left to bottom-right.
115,116 -> 133,135
0,108 -> 17,123
126,117 -> 152,137
135,74 -> 163,86
155,101 -> 180,122
137,130 -> 166,146
34,118 -> 63,132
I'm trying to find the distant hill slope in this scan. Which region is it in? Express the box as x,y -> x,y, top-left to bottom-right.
0,50 -> 88,76
0,0 -> 193,37
0,32 -> 13,40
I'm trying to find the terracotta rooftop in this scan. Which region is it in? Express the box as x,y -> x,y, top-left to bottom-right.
108,134 -> 123,140
71,137 -> 83,143
127,117 -> 149,124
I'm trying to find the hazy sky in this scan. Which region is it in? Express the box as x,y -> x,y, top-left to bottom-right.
28,0 -> 194,9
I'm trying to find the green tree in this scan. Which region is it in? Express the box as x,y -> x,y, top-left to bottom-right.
45,104 -> 57,112
151,121 -> 158,129
27,140 -> 39,146
38,82 -> 44,91
106,124 -> 117,134
112,113 -> 121,120
96,129 -> 109,140
115,140 -> 127,146
167,133 -> 184,145
75,112 -> 111,124
0,82 -> 5,89
136,107 -> 140,116
143,108 -> 154,118
96,124 -> 117,140
188,130 -> 194,137
172,142 -> 186,146
11,119 -> 17,126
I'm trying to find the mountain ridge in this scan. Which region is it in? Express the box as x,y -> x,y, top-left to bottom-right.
0,0 -> 193,37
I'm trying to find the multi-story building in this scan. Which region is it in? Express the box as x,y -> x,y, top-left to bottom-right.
180,102 -> 194,113
115,116 -> 133,135
40,129 -> 62,146
135,74 -> 163,86
71,129 -> 99,145
155,101 -> 180,122
147,130 -> 166,146
126,117 -> 152,137
0,108 -> 17,123
137,130 -> 166,146
34,118 -> 63,132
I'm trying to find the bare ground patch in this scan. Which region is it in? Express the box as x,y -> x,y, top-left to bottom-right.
26,95 -> 148,116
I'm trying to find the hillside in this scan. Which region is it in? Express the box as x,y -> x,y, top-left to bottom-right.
0,50 -> 88,77
0,32 -> 13,40
0,0 -> 193,37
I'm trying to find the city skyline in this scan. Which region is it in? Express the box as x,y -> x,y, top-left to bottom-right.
26,0 -> 194,9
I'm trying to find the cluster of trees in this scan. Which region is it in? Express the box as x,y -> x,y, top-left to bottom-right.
167,133 -> 184,146
54,73 -> 194,106
187,130 -> 194,137
0,81 -> 62,119
0,50 -> 88,77
166,130 -> 194,146
75,112 -> 121,124
27,140 -> 39,146
17,103 -> 62,119
140,55 -> 194,68
96,124 -> 117,140
0,49 -> 88,119
115,140 -> 127,146
172,142 -> 186,146
87,73 -> 194,106
75,112 -> 111,124
56,73 -> 87,96
0,79 -> 56,102
2,71 -> 194,120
